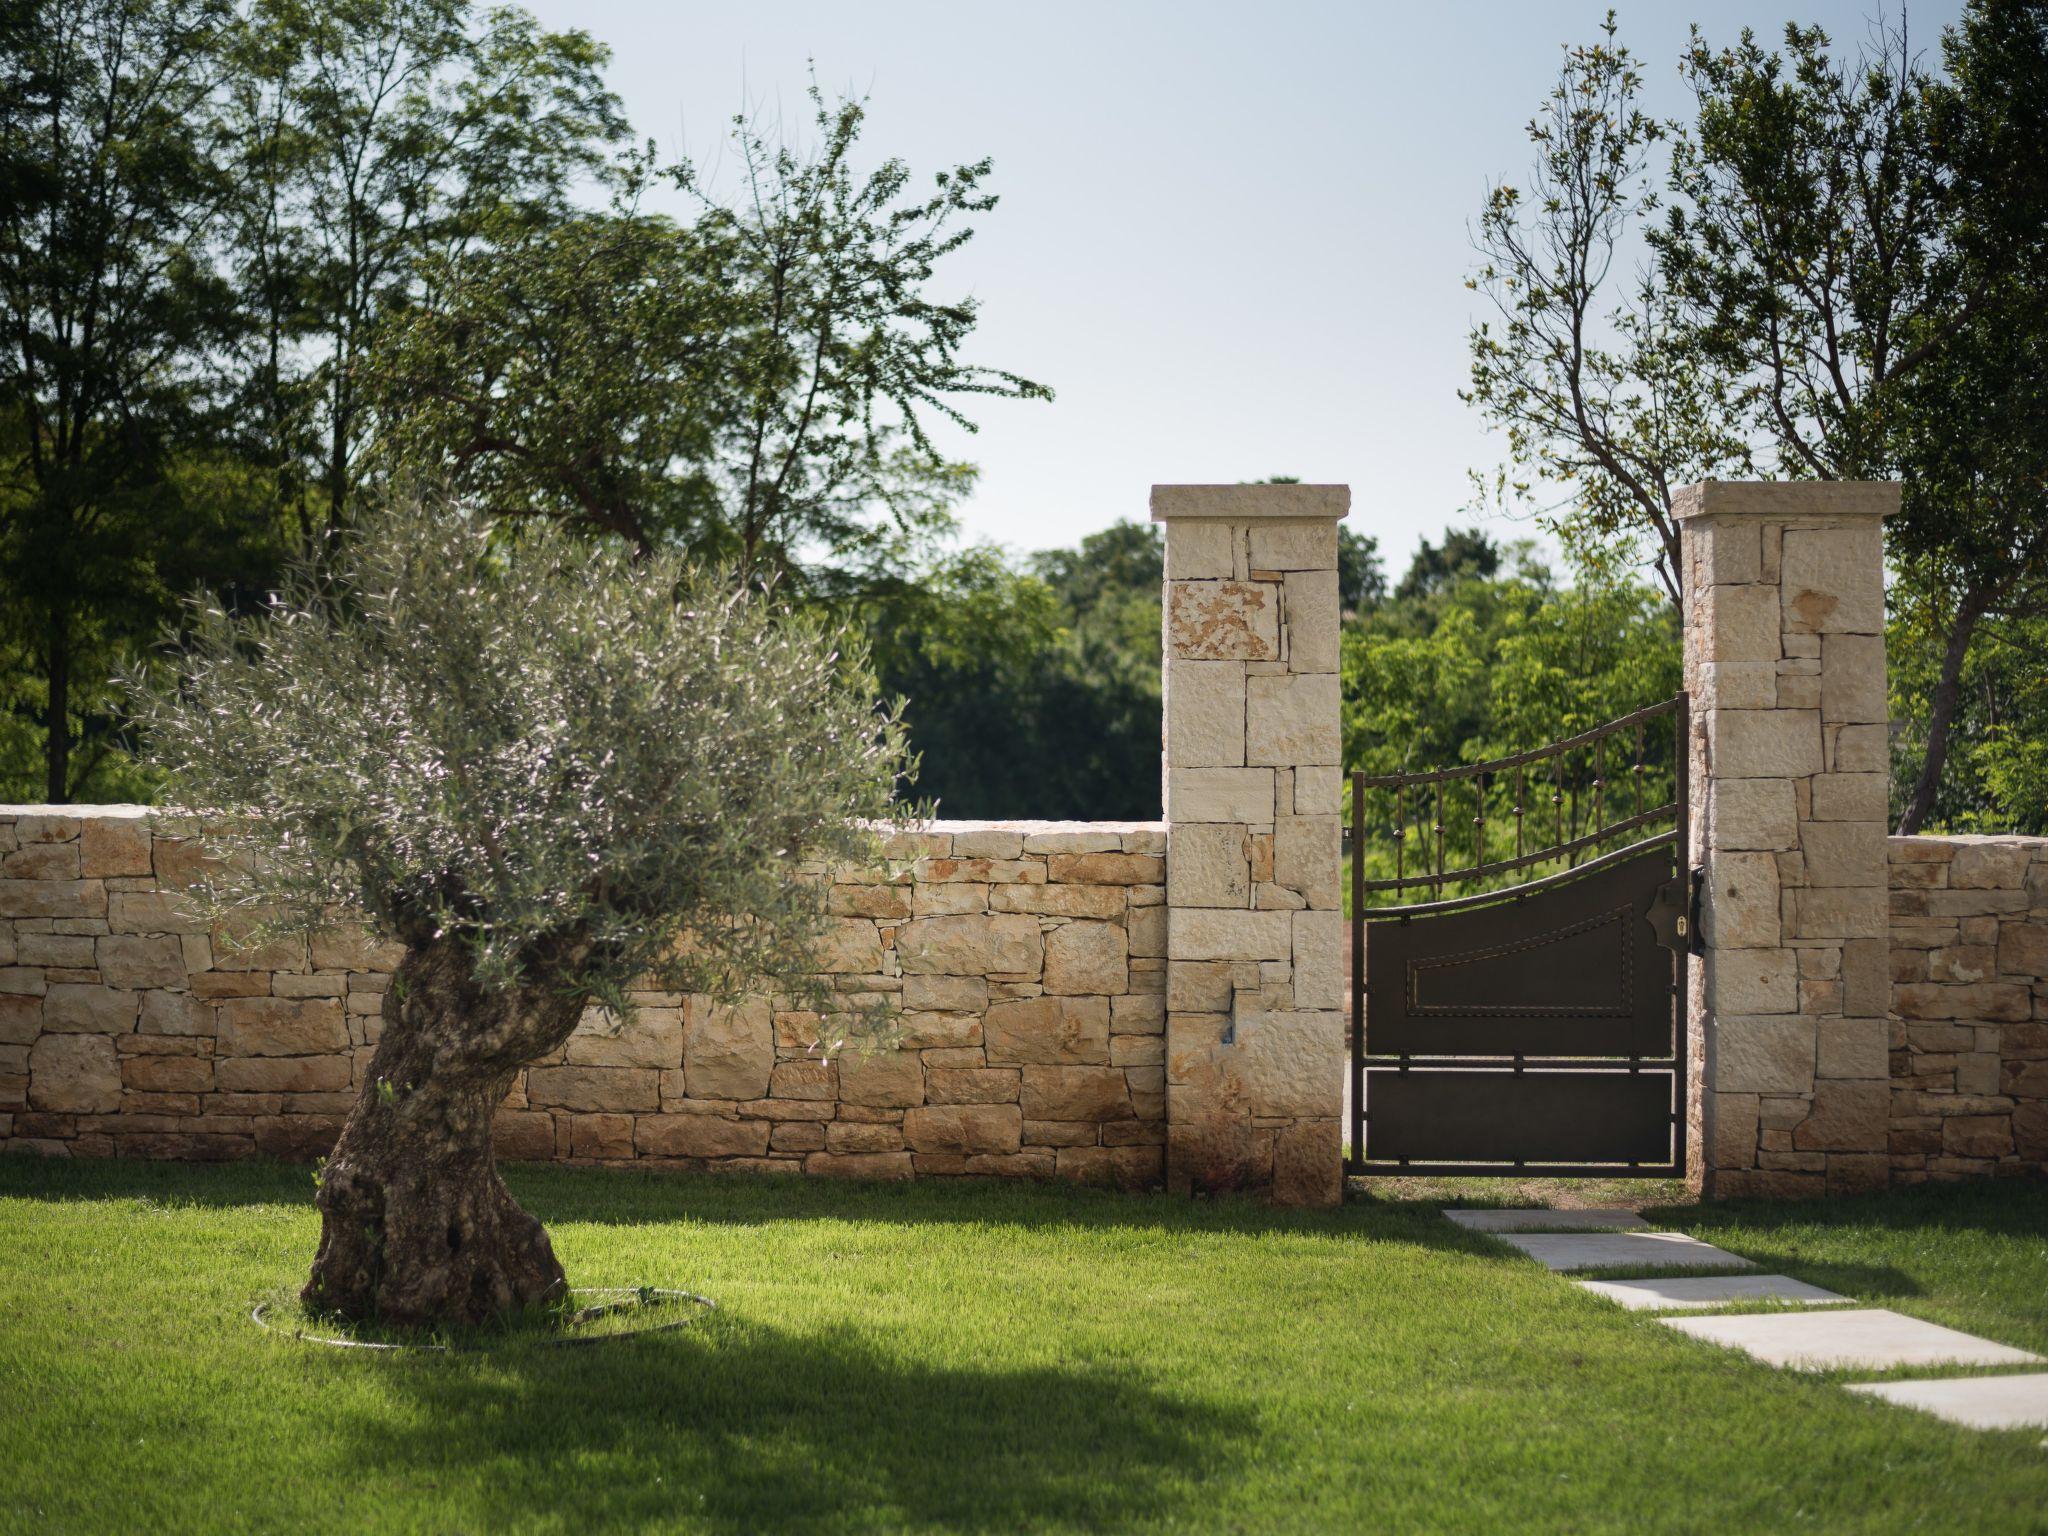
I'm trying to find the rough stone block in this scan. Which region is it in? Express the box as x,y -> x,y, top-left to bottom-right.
524,1066 -> 659,1113
895,915 -> 1043,978
1703,852 -> 1781,948
1292,911 -> 1343,1011
836,1049 -> 925,1108
1702,583 -> 1783,662
1246,519 -> 1338,571
42,984 -> 139,1034
1786,887 -> 1887,940
1951,841 -> 2033,891
1712,949 -> 1797,1014
1042,921 -> 1129,996
1700,662 -> 1777,709
1800,821 -> 1885,888
1781,523 -> 1885,634
1707,710 -> 1823,779
903,1103 -> 1023,1154
215,1055 -> 352,1094
1235,1010 -> 1341,1118
1168,581 -> 1278,660
1792,1080 -> 1888,1152
1272,816 -> 1339,908
1163,519 -> 1236,579
984,996 -> 1110,1065
1246,672 -> 1340,768
1165,660 -> 1248,767
1168,767 -> 1274,825
1045,852 -> 1161,885
1820,633 -> 1887,723
1169,908 -> 1293,962
1715,1015 -> 1816,1095
1282,567 -> 1341,672
636,1114 -> 770,1159
683,998 -> 773,1100
1167,824 -> 1249,908
1272,1118 -> 1341,1206
1709,778 -> 1799,852
78,817 -> 153,878
1811,772 -> 1887,823
26,1032 -> 121,1113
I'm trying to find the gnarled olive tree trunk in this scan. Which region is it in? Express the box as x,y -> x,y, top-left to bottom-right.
304,936 -> 585,1325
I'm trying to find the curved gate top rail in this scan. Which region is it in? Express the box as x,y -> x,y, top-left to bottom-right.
1347,693 -> 1691,1181
1351,693 -> 1686,910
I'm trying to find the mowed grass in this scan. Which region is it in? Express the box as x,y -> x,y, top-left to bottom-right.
1,1160 -> 2045,1535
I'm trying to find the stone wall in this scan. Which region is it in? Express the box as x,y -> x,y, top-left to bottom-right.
1887,835 -> 2048,1182
0,809 -> 1169,1185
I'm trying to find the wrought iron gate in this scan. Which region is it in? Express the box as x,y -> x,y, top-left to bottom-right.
1347,694 -> 1692,1178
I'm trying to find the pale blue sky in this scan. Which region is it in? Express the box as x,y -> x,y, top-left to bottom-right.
525,1 -> 1959,574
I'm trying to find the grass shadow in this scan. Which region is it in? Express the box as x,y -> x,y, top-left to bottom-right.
327,1312 -> 1256,1533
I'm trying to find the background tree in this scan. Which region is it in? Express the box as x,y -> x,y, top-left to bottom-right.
132,498 -> 908,1325
0,0 -> 279,802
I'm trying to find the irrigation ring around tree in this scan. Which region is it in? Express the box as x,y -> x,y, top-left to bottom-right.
249,1287 -> 717,1353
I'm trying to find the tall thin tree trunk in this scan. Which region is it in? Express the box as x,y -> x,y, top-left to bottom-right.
44,605 -> 69,804
1897,589 -> 1986,836
305,936 -> 585,1325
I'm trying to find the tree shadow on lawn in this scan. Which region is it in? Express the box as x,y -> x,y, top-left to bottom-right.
332,1312 -> 1257,1534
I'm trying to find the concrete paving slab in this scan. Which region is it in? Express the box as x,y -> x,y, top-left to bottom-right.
1845,1373 -> 2048,1431
1444,1208 -> 1650,1233
1661,1309 -> 2045,1372
1496,1231 -> 1753,1273
1578,1274 -> 1849,1311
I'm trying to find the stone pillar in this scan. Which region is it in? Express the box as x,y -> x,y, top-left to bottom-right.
1677,481 -> 1897,1199
1153,484 -> 1348,1205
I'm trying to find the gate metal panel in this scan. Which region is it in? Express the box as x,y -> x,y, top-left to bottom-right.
1347,693 -> 1690,1180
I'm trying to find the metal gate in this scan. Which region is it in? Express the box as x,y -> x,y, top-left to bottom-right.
1347,695 -> 1692,1178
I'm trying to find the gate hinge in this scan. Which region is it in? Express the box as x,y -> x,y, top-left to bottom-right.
1648,869 -> 1703,955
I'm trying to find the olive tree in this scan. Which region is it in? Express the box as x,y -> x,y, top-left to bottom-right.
131,497 -> 909,1325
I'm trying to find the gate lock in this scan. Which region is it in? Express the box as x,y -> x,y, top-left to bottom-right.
1647,868 -> 1704,956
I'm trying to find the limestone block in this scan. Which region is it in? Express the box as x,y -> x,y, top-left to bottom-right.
1709,1092 -> 1761,1169
1019,1065 -> 1133,1122
1168,581 -> 1279,660
1715,1015 -> 1817,1095
1709,778 -> 1799,852
215,1055 -> 352,1094
1042,921 -> 1129,996
1840,938 -> 1889,1016
1712,949 -> 1798,1014
1165,660 -> 1248,767
636,1114 -> 770,1159
1700,662 -> 1777,710
986,885 -> 1119,921
903,1102 -> 1023,1154
1801,821 -> 1885,888
1892,982 -> 2030,1022
895,915 -> 1043,978
42,984 -> 139,1034
1701,583 -> 1783,662
895,975 -> 981,1015
897,1011 -> 982,1049
79,818 -> 153,878
1781,523 -> 1884,633
493,1110 -> 556,1162
1791,1080 -> 1889,1152
1246,672 -> 1340,768
523,1066 -> 659,1113
1167,824 -> 1249,908
1996,923 -> 2048,978
565,1007 -> 684,1070
836,1048 -> 926,1108
1163,519 -> 1236,579
1708,710 -> 1823,779
0,880 -> 106,920
1247,519 -> 1337,571
0,995 -> 40,1043
825,1121 -> 904,1154
308,925 -> 403,971
139,992 -> 212,1037
1128,903 -> 1167,959
1293,766 -> 1341,815
949,829 -> 1025,860
121,1052 -> 213,1094
1703,852 -> 1781,948
1168,768 -> 1274,824
27,1032 -> 120,1113
1292,911 -> 1343,1011
107,890 -> 203,934
1816,1017 -> 1888,1080
1699,520 -> 1762,584
1951,841 -> 2033,890
1272,1119 -> 1341,1206
1273,816 -> 1339,909
1235,1010 -> 1342,1118
1045,852 -> 1162,885
984,996 -> 1110,1065
926,1067 -> 1020,1105
768,1059 -> 838,1100
1167,961 -> 1233,1014
815,919 -> 884,974
802,1151 -> 914,1179
1785,888 -> 1887,940
1111,993 -> 1166,1034
1820,633 -> 1887,723
3,841 -> 80,880
1169,908 -> 1293,962
93,935 -> 186,990
683,998 -> 774,1100
1282,567 -> 1340,672
1811,773 -> 1888,823
1830,723 -> 1888,773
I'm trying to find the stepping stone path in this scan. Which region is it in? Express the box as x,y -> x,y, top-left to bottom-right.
1846,1374 -> 2048,1432
1447,1207 -> 2046,1435
1578,1274 -> 1849,1312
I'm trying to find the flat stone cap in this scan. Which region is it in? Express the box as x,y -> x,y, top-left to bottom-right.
1150,484 -> 1349,522
1672,480 -> 1898,521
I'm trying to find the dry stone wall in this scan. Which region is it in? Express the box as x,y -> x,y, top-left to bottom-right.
0,809 -> 1168,1185
1887,835 -> 2048,1182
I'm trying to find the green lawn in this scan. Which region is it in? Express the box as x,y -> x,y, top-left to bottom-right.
2,1160 -> 2045,1534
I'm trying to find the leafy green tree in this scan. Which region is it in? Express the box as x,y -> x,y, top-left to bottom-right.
1392,527 -> 1502,604
368,86 -> 1050,589
131,497 -> 908,1326
223,0 -> 626,547
0,0 -> 278,801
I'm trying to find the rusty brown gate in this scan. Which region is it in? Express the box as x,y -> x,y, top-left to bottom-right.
1347,695 -> 1693,1179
